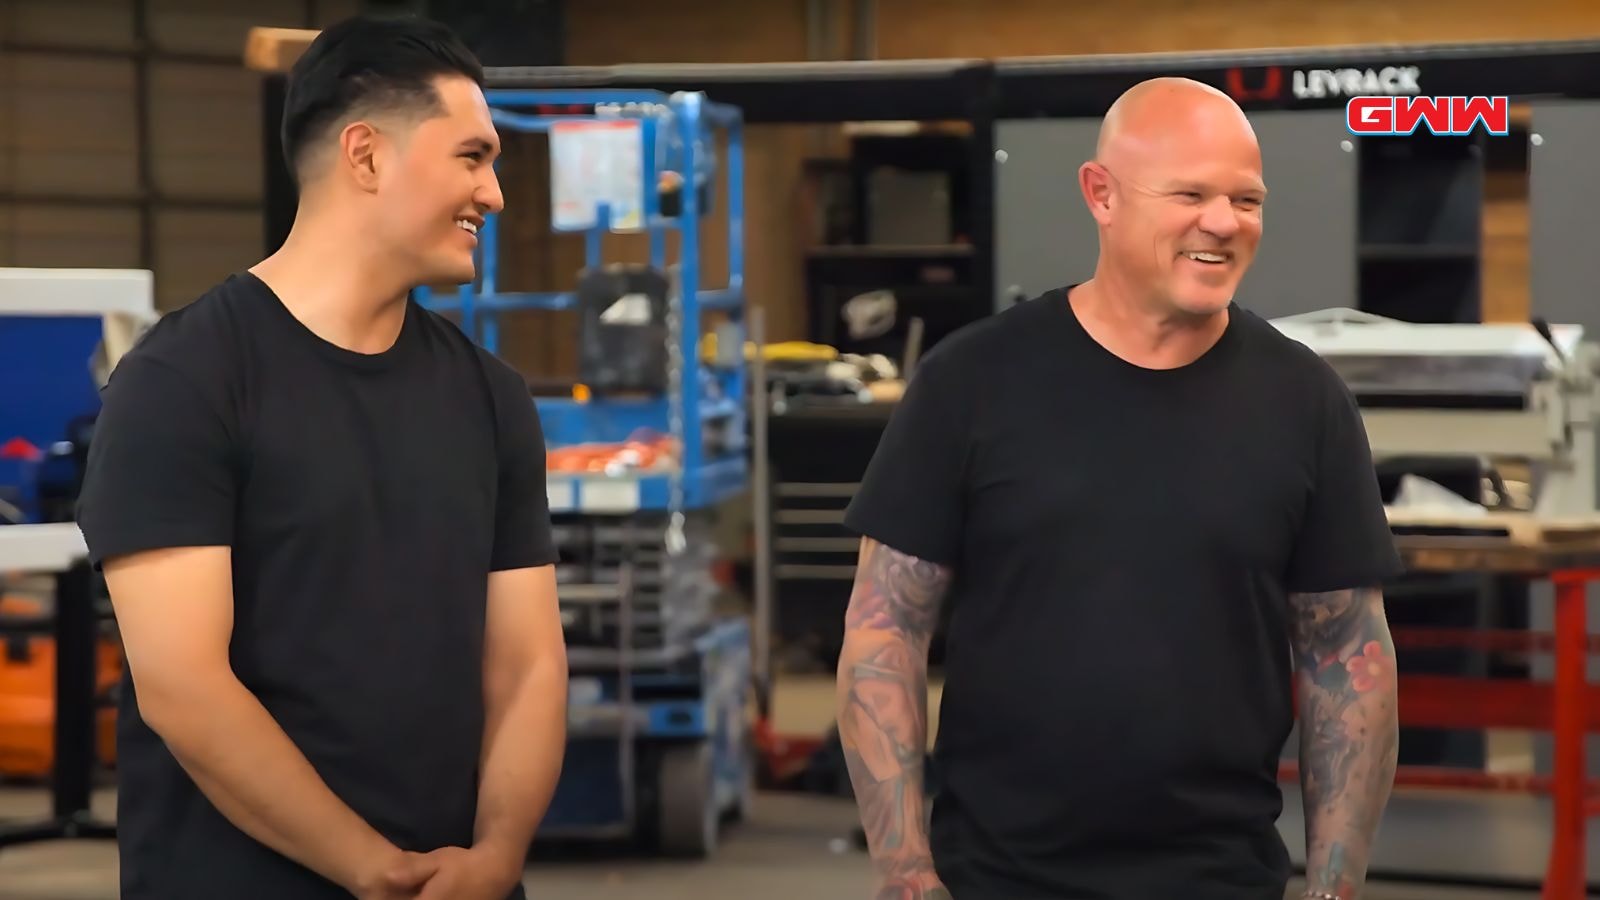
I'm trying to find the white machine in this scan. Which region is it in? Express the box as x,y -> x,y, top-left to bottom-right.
1271,308 -> 1600,519
1,267 -> 156,525
0,266 -> 157,387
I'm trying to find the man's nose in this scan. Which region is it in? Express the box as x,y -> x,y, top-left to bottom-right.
478,169 -> 505,215
1198,196 -> 1241,237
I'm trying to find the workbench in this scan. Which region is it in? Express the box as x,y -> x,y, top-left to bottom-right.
0,523 -> 116,851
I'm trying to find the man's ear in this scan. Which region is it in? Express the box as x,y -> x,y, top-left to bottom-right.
338,121 -> 383,193
1079,161 -> 1114,226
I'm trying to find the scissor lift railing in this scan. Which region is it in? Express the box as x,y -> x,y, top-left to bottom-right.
417,89 -> 748,537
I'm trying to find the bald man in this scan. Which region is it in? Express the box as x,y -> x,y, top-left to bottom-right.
836,77 -> 1400,900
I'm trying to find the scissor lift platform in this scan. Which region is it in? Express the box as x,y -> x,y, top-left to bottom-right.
539,610 -> 754,857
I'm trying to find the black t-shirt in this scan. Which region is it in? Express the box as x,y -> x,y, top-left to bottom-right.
76,272 -> 557,900
844,288 -> 1402,900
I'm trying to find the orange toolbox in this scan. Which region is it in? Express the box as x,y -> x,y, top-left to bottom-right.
0,593 -> 121,780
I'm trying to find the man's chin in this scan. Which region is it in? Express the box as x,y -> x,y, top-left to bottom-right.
1180,294 -> 1232,312
1168,287 -> 1235,319
422,264 -> 478,289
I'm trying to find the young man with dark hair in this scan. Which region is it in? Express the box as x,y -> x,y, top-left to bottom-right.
77,14 -> 566,900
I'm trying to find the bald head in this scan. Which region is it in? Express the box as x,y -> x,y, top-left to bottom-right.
1096,77 -> 1259,171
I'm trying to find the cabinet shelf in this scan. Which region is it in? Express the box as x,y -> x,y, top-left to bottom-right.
1360,243 -> 1481,262
1357,134 -> 1484,322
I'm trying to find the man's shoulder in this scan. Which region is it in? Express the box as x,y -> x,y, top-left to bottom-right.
410,305 -> 540,433
1231,305 -> 1346,382
916,288 -> 1064,373
413,304 -> 531,396
1228,307 -> 1363,439
110,274 -> 266,396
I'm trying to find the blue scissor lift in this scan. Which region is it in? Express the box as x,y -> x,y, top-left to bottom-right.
418,89 -> 754,856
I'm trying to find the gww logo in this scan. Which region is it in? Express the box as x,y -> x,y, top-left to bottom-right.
1346,96 -> 1510,136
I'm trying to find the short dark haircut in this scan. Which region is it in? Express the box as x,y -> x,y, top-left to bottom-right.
280,13 -> 484,181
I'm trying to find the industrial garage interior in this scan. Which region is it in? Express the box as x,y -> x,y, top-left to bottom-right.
7,0 -> 1600,898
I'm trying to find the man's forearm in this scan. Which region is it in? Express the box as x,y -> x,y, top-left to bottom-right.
836,539 -> 952,900
839,632 -> 942,897
473,654 -> 567,859
1291,587 -> 1399,898
149,676 -> 401,893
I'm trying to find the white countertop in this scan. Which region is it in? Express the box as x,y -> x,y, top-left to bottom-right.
0,523 -> 90,572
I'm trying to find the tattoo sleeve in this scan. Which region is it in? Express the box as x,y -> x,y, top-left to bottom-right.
1288,586 -> 1399,899
836,538 -> 954,900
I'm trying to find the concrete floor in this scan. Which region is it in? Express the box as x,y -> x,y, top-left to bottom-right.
0,787 -> 1545,900
0,671 -> 1576,899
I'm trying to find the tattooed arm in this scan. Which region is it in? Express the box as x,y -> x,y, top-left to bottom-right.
837,538 -> 953,900
1288,586 -> 1399,899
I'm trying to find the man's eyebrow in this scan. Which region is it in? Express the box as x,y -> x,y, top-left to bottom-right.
459,137 -> 498,154
1164,179 -> 1267,196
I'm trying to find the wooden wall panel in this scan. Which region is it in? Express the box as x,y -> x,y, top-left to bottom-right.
148,61 -> 265,203
147,0 -> 319,56
1483,171 -> 1531,324
0,0 -> 362,312
153,209 -> 263,309
561,0 -> 1600,78
5,0 -> 138,49
873,0 -> 1600,58
0,54 -> 140,199
563,0 -> 810,65
0,205 -> 142,269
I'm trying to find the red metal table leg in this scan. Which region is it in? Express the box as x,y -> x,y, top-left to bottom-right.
1544,571 -> 1589,900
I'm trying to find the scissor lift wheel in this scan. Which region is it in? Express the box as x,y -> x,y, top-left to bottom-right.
657,740 -> 718,857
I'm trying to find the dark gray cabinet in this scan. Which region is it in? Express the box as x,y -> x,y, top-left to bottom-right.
992,118 -> 1101,309
1527,99 -> 1600,776
1238,110 -> 1359,319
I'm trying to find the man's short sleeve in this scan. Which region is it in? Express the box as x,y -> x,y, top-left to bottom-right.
843,350 -> 970,566
490,371 -> 559,571
1284,371 -> 1404,593
76,356 -> 238,566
